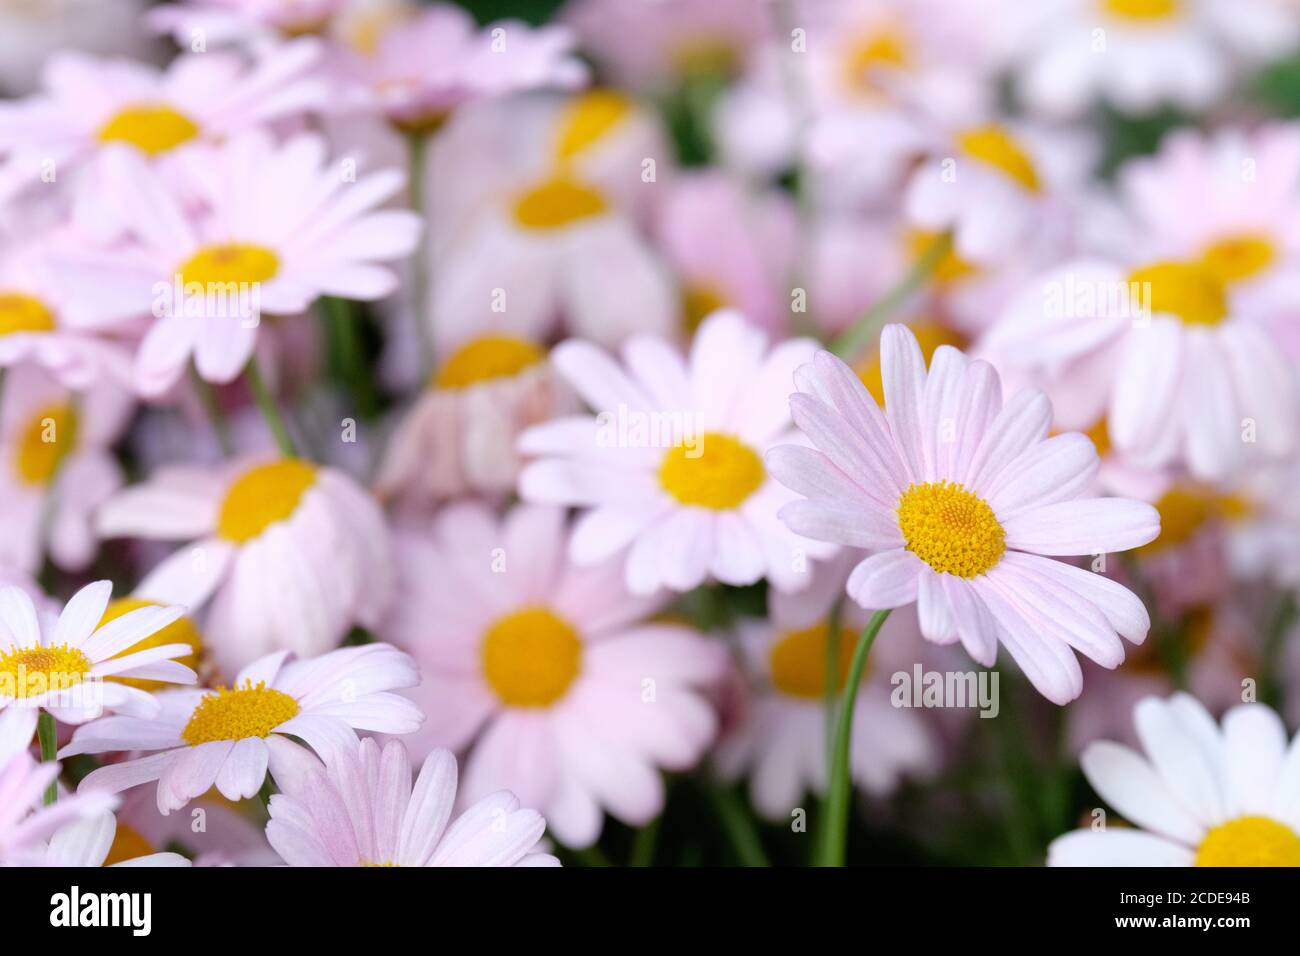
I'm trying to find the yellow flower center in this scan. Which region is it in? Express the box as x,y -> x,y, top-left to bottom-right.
1127,260 -> 1227,327
1101,0 -> 1181,23
842,25 -> 910,95
179,243 -> 281,288
181,680 -> 300,745
1140,485 -> 1252,554
97,104 -> 200,157
659,432 -> 765,511
898,480 -> 1006,578
1083,417 -> 1112,460
103,823 -> 156,866
1199,234 -> 1276,285
769,621 -> 863,699
957,124 -> 1041,193
512,176 -> 608,231
681,283 -> 728,334
0,643 -> 92,700
434,334 -> 545,389
0,293 -> 56,336
1195,816 -> 1300,867
555,90 -> 633,161
216,459 -> 318,543
97,597 -> 202,692
481,607 -> 582,708
14,403 -> 77,486
856,321 -> 967,406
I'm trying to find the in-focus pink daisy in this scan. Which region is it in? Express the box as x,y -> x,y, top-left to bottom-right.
0,580 -> 197,742
62,643 -> 422,814
767,324 -> 1160,704
96,455 -> 392,678
519,310 -> 837,595
0,39 -> 328,208
0,365 -> 132,574
266,735 -> 559,866
62,129 -> 421,396
24,811 -> 190,867
383,502 -> 726,848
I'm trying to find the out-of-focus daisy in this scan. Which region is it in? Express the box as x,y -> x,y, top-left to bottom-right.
519,310 -> 837,595
383,502 -> 726,848
266,736 -> 559,866
716,555 -> 941,819
768,324 -> 1160,704
1006,0 -> 1298,119
0,0 -> 151,96
1050,694 -> 1300,865
24,811 -> 190,866
62,643 -> 422,813
0,39 -> 327,207
61,130 -> 420,396
148,0 -> 349,47
117,787 -> 279,866
96,595 -> 205,692
987,257 -> 1298,481
0,366 -> 132,574
97,455 -> 390,677
0,580 -> 196,742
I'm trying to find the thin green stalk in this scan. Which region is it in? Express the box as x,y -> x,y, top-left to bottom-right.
830,232 -> 952,362
629,815 -> 662,867
38,710 -> 57,805
319,295 -> 378,419
191,367 -> 232,456
817,609 -> 890,866
244,360 -> 297,457
823,595 -> 845,764
406,131 -> 434,375
707,783 -> 769,867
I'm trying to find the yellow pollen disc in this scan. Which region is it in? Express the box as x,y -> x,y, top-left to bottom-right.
1083,417 -> 1112,460
897,480 -> 1006,578
1199,234 -> 1276,285
1101,0 -> 1181,23
97,104 -> 200,157
659,431 -> 765,511
97,597 -> 202,691
1139,485 -> 1252,554
769,621 -> 863,699
216,459 -> 318,543
103,823 -> 155,866
842,25 -> 910,94
957,124 -> 1041,193
1127,260 -> 1227,326
434,334 -> 545,389
179,243 -> 280,288
681,283 -> 728,333
512,176 -> 608,231
14,403 -> 77,486
181,680 -> 300,745
855,321 -> 967,406
481,607 -> 582,708
555,90 -> 633,161
0,292 -> 56,336
0,643 -> 91,699
1195,816 -> 1300,867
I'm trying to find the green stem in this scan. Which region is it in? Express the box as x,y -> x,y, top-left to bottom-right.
244,360 -> 297,457
707,783 -> 769,867
830,232 -> 952,362
823,596 -> 845,764
38,710 -> 57,805
406,131 -> 434,375
191,368 -> 233,457
629,815 -> 662,867
816,609 -> 890,866
320,295 -> 378,419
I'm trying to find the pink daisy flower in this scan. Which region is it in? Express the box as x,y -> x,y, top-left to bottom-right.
767,324 -> 1160,704
519,310 -> 837,595
383,502 -> 727,848
24,811 -> 190,867
148,0 -> 348,47
0,580 -> 197,742
266,736 -> 559,866
96,456 -> 392,678
62,643 -> 423,814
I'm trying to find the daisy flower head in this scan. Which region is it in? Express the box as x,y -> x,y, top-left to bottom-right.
767,324 -> 1161,704
96,455 -> 392,678
519,310 -> 838,595
0,364 -> 132,574
384,502 -> 727,848
0,0 -> 149,96
148,0 -> 350,48
266,735 -> 558,866
1050,694 -> 1300,866
24,811 -> 190,867
0,38 -> 328,208
62,643 -> 423,814
0,579 -> 197,741
64,127 -> 420,396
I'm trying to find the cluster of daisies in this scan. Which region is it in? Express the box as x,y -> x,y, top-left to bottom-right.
1,0 -> 1300,869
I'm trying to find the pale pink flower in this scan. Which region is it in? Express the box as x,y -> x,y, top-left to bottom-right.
0,0 -> 151,97
62,643 -> 422,814
96,456 -> 392,678
519,311 -> 837,595
383,502 -> 726,848
148,0 -> 349,47
266,736 -> 559,866
767,324 -> 1160,704
24,811 -> 190,867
